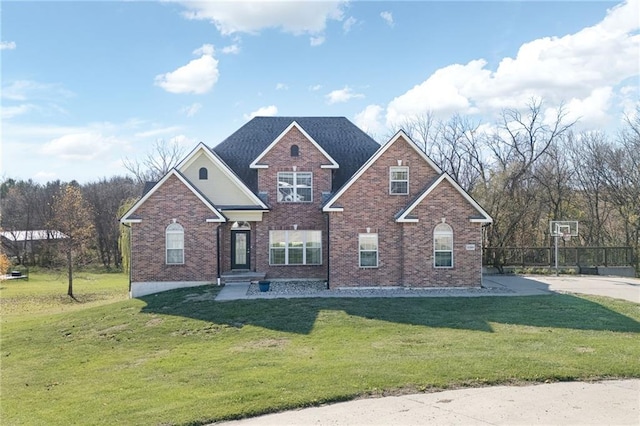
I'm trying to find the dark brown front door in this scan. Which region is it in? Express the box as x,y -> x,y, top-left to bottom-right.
231,230 -> 250,270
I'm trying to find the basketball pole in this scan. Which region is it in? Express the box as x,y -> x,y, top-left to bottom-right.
554,224 -> 560,277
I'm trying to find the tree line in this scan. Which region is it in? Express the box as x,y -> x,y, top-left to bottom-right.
1,101 -> 638,277
394,100 -> 639,273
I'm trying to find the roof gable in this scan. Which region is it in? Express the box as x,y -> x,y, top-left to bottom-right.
120,169 -> 226,223
177,142 -> 268,209
213,117 -> 379,192
323,130 -> 442,212
396,173 -> 493,223
249,121 -> 339,169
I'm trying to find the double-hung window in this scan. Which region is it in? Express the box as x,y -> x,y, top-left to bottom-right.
269,230 -> 322,265
389,166 -> 409,195
359,233 -> 378,268
434,223 -> 453,268
166,222 -> 184,265
277,172 -> 312,202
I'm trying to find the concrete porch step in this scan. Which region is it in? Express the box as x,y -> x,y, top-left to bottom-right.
220,271 -> 266,284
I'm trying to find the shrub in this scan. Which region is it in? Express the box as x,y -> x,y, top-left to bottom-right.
0,252 -> 11,275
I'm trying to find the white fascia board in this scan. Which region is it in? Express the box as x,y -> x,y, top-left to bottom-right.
173,171 -> 227,222
390,130 -> 442,174
396,173 -> 493,223
324,132 -> 416,211
471,218 -> 493,223
249,121 -> 339,169
179,143 -> 268,209
323,207 -> 344,212
120,169 -> 227,223
206,218 -> 226,223
120,218 -> 142,224
397,218 -> 419,223
119,169 -> 177,223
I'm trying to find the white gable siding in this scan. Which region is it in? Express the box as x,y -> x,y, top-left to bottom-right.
183,152 -> 257,206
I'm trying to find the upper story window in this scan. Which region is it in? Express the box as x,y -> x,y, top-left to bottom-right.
390,166 -> 409,195
166,221 -> 184,265
290,145 -> 299,157
277,171 -> 313,203
199,167 -> 208,180
434,223 -> 453,268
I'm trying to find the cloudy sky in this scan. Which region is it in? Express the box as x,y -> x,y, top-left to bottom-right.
2,0 -> 638,183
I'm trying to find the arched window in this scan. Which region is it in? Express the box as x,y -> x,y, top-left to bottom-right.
199,167 -> 208,180
290,145 -> 299,157
166,221 -> 184,265
434,223 -> 453,268
231,221 -> 251,230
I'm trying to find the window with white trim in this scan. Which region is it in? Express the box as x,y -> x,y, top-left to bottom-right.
434,223 -> 453,268
269,230 -> 322,265
166,221 -> 184,265
277,172 -> 312,202
389,166 -> 409,195
359,233 -> 378,268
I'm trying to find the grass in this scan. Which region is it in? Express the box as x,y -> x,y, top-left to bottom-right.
0,269 -> 128,317
1,275 -> 639,425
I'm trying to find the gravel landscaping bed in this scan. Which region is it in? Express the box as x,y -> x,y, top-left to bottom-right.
246,280 -> 515,297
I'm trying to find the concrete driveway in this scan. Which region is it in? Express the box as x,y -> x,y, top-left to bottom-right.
485,274 -> 640,303
217,379 -> 639,425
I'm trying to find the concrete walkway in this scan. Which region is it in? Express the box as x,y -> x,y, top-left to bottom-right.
218,379 -> 639,425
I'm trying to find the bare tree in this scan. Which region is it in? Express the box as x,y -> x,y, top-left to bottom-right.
83,176 -> 141,269
123,139 -> 186,184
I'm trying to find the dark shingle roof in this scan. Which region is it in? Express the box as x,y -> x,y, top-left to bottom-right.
212,117 -> 380,192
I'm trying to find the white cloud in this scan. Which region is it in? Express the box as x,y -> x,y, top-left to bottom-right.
384,0 -> 640,129
177,1 -> 345,36
222,44 -> 240,54
244,105 -> 278,120
343,16 -> 357,33
1,104 -> 35,119
325,86 -> 365,104
310,35 -> 325,46
0,41 -> 16,50
154,44 -> 219,94
33,171 -> 57,182
134,126 -> 183,138
354,104 -> 386,138
41,132 -> 119,161
380,11 -> 394,27
309,84 -> 322,92
1,80 -> 74,101
276,83 -> 289,91
181,103 -> 202,117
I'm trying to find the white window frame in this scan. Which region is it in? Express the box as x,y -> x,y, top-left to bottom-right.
277,172 -> 313,203
269,230 -> 322,265
166,222 -> 184,265
389,166 -> 409,195
359,233 -> 379,268
434,223 -> 453,268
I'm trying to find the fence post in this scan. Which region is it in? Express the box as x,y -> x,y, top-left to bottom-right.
604,247 -> 608,267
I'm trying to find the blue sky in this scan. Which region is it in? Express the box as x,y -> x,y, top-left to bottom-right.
2,0 -> 638,183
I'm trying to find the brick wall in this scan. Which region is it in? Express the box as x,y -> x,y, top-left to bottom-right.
130,174 -> 218,283
327,135 -> 483,288
255,126 -> 331,280
402,179 -> 483,287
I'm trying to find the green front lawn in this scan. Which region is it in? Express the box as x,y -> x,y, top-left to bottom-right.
1,278 -> 639,425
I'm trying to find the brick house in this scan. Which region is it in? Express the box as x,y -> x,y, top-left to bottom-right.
121,117 -> 492,297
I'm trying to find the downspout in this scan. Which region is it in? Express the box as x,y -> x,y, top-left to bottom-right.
481,222 -> 491,288
216,224 -> 222,285
326,213 -> 330,290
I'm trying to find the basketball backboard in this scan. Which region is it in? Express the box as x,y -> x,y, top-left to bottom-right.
550,220 -> 578,237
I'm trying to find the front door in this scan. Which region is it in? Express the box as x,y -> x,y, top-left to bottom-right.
231,230 -> 251,270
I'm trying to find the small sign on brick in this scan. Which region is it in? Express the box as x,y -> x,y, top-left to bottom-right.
465,244 -> 476,251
